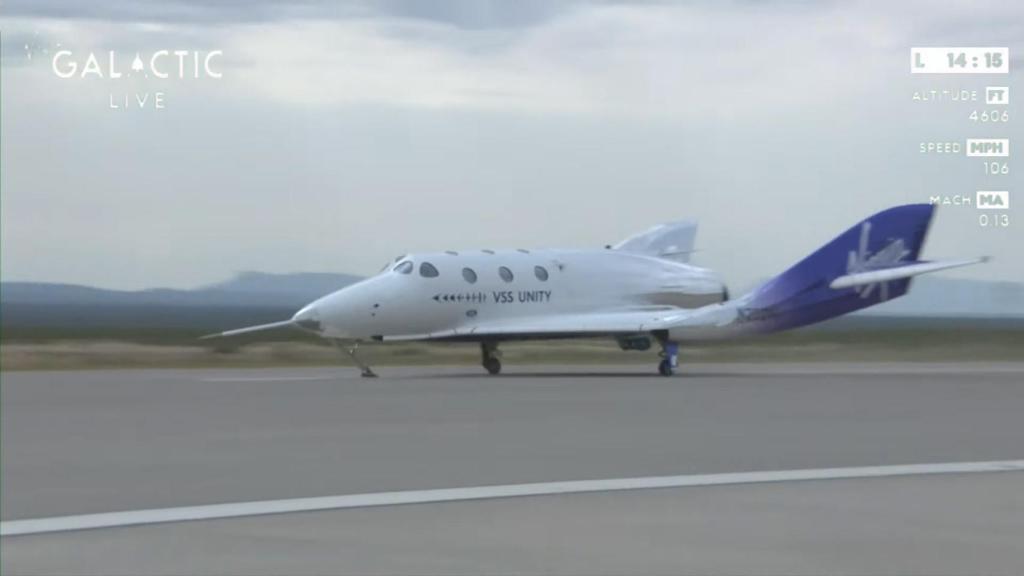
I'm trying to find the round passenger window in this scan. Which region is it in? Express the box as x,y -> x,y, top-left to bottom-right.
499,266 -> 514,282
419,262 -> 439,278
462,267 -> 478,284
534,266 -> 549,281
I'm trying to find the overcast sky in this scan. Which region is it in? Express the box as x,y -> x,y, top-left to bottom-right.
2,0 -> 1021,290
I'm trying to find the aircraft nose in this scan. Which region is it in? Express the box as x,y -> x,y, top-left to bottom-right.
292,304 -> 323,333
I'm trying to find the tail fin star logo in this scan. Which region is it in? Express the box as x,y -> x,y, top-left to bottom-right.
845,222 -> 911,301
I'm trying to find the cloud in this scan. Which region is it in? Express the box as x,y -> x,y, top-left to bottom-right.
7,0 -> 1021,117
0,0 -> 572,28
1,0 -> 1022,289
219,4 -> 898,116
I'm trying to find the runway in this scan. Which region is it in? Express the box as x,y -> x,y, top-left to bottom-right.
3,362 -> 1024,574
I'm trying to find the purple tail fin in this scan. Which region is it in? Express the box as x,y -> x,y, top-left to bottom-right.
742,204 -> 936,332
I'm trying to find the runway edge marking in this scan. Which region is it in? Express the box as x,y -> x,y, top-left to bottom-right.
4,460 -> 1024,536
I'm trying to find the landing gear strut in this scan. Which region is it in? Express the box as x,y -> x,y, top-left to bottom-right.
480,341 -> 502,375
657,339 -> 679,376
336,340 -> 377,378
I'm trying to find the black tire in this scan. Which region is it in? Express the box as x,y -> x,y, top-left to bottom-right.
484,357 -> 502,375
658,359 -> 674,376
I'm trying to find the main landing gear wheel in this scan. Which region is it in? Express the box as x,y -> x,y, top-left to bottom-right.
656,336 -> 679,376
484,357 -> 502,375
658,359 -> 674,376
480,342 -> 502,375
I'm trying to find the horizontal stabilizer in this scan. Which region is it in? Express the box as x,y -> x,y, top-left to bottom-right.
200,320 -> 295,339
830,257 -> 988,290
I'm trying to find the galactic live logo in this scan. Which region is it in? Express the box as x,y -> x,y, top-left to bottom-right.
50,50 -> 223,110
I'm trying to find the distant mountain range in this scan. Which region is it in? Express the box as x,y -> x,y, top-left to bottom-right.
2,272 -> 1023,317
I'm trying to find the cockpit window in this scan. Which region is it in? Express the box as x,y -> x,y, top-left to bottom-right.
499,266 -> 514,282
420,262 -> 440,278
462,267 -> 478,284
394,261 -> 413,274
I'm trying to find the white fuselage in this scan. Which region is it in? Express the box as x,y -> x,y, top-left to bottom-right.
294,249 -> 726,341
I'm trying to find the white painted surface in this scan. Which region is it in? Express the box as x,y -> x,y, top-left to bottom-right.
4,460 -> 1023,537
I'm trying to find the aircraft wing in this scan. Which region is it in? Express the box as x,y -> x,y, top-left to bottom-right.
380,308 -> 693,341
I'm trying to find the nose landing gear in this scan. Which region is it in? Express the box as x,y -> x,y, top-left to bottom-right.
480,341 -> 502,375
335,340 -> 378,378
